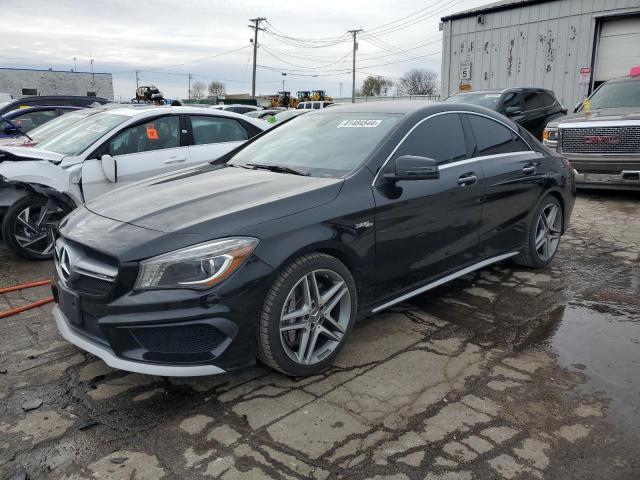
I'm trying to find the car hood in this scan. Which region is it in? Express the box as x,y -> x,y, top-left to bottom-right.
85,164 -> 343,235
549,108 -> 640,127
0,145 -> 64,163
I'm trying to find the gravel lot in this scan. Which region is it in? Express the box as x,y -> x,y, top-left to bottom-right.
0,191 -> 638,480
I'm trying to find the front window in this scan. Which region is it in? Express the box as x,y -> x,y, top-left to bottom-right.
108,116 -> 180,155
587,78 -> 640,109
38,112 -> 129,156
444,92 -> 501,110
228,112 -> 402,177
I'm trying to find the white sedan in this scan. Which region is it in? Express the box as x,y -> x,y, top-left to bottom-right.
0,106 -> 266,259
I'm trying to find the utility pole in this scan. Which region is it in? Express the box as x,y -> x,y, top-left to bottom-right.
281,73 -> 286,92
348,29 -> 363,103
339,82 -> 343,99
249,17 -> 266,98
188,73 -> 193,100
135,69 -> 140,89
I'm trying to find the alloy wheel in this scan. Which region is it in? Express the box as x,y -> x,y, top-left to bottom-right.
279,269 -> 351,365
534,203 -> 562,261
13,204 -> 61,257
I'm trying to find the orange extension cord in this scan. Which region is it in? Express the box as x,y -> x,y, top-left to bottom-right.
0,280 -> 54,319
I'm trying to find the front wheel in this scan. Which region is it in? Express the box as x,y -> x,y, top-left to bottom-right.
257,253 -> 358,376
514,196 -> 563,268
1,196 -> 67,260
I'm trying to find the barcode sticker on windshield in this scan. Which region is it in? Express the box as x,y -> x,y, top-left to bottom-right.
337,120 -> 382,128
86,124 -> 108,133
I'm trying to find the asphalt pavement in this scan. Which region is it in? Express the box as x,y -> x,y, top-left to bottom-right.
0,191 -> 638,480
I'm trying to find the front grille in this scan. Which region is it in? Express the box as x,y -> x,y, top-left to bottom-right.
129,324 -> 225,355
54,236 -> 118,296
561,126 -> 640,154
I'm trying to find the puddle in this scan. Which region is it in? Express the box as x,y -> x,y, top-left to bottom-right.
546,303 -> 640,439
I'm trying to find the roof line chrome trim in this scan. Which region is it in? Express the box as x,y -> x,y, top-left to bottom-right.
371,251 -> 519,313
54,306 -> 226,377
371,110 -> 532,186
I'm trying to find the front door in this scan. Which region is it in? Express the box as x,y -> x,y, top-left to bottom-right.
81,115 -> 189,200
373,113 -> 484,303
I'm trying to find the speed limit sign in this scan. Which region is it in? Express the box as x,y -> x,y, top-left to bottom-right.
459,61 -> 472,80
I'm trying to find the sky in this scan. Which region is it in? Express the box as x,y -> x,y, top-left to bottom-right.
2,0 -> 492,100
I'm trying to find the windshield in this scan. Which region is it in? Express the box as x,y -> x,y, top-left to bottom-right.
588,78 -> 640,109
228,112 -> 401,177
37,112 -> 129,155
27,110 -> 96,142
444,92 -> 501,109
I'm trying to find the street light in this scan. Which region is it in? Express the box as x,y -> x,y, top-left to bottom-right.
281,72 -> 287,91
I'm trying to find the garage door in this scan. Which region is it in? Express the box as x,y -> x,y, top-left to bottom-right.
595,16 -> 640,82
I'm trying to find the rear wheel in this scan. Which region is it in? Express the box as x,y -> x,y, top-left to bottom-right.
1,196 -> 67,260
514,196 -> 563,268
257,253 -> 357,376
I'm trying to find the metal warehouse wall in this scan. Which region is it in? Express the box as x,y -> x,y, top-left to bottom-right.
0,68 -> 114,100
441,0 -> 640,107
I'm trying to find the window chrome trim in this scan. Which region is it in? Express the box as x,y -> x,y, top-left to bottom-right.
372,110 -> 533,186
439,151 -> 536,170
371,251 -> 519,313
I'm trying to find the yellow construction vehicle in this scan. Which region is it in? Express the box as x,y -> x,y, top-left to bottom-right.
270,91 -> 292,108
311,90 -> 333,102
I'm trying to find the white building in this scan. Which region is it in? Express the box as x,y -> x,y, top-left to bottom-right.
0,67 -> 114,99
440,0 -> 640,108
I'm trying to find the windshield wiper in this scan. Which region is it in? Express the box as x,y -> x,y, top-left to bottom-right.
0,114 -> 33,141
246,163 -> 310,176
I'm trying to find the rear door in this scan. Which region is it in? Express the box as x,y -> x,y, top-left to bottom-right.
81,115 -> 189,200
373,113 -> 484,301
187,114 -> 251,164
462,113 -> 545,257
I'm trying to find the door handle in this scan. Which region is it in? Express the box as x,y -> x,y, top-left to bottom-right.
164,155 -> 187,165
522,165 -> 537,174
458,174 -> 478,186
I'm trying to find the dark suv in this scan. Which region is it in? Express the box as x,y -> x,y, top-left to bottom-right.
445,88 -> 566,139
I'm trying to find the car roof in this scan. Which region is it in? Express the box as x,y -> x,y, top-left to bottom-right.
98,105 -> 266,129
2,105 -> 80,117
313,100 -> 521,128
604,74 -> 640,84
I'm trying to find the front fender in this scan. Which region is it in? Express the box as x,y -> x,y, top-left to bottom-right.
0,160 -> 82,206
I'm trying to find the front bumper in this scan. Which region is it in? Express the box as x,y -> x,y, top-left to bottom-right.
54,305 -> 226,377
574,171 -> 640,190
561,153 -> 640,190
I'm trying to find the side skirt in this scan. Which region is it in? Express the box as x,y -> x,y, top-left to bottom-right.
371,251 -> 519,313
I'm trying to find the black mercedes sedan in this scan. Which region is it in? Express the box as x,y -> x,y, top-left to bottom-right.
51,102 -> 575,377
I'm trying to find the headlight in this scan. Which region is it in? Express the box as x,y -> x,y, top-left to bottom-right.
543,127 -> 559,147
134,237 -> 258,290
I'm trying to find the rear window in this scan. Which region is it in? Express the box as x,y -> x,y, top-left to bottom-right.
445,92 -> 501,110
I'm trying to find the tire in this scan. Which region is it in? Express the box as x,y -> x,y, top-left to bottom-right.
513,196 -> 563,269
1,196 -> 66,260
257,253 -> 358,377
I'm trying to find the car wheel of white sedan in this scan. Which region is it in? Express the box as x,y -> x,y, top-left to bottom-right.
2,196 -> 67,260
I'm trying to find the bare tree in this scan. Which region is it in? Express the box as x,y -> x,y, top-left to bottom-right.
361,76 -> 394,97
190,81 -> 206,100
397,69 -> 438,96
208,80 -> 226,97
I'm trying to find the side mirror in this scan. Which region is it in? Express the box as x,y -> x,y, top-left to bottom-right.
101,154 -> 117,182
504,106 -> 521,116
3,123 -> 19,133
384,155 -> 439,182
